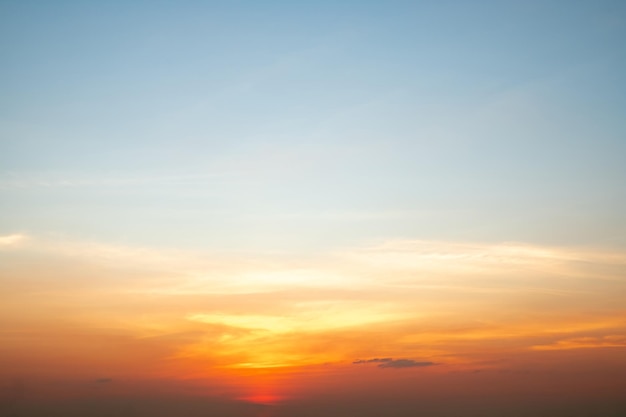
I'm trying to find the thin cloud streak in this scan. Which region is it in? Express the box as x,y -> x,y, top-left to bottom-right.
0,234 -> 27,247
353,358 -> 435,368
0,171 -> 243,189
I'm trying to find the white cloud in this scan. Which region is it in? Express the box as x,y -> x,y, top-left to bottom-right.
0,233 -> 28,248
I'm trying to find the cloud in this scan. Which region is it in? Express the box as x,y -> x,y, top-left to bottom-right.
0,171 -> 236,189
95,378 -> 113,383
378,359 -> 435,368
341,239 -> 626,274
353,358 -> 392,364
532,335 -> 626,351
4,233 -> 625,375
0,234 -> 27,248
353,358 -> 435,368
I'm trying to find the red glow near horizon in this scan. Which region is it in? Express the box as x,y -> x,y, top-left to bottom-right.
240,392 -> 284,405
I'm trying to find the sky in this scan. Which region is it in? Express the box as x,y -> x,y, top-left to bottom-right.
1,0 -> 626,416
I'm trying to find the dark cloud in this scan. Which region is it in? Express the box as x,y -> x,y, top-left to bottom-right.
378,359 -> 434,368
95,378 -> 113,383
353,358 -> 392,364
354,358 -> 435,368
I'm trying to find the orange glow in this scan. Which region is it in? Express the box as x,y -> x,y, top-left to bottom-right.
2,236 -> 626,411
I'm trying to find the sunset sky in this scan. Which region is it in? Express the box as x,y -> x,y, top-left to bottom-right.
1,1 -> 626,416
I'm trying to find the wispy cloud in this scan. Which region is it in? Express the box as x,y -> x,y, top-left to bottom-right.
2,234 -> 625,374
0,234 -> 27,248
532,335 -> 626,351
0,171 -> 240,190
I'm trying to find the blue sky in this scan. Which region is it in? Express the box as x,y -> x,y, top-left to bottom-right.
1,0 -> 625,252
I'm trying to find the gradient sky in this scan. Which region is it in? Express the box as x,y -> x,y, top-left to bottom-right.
1,1 -> 626,416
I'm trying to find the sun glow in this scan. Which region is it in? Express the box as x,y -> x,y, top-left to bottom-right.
186,305 -> 403,334
240,392 -> 284,405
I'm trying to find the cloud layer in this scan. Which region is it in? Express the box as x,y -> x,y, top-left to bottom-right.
1,234 -> 625,392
